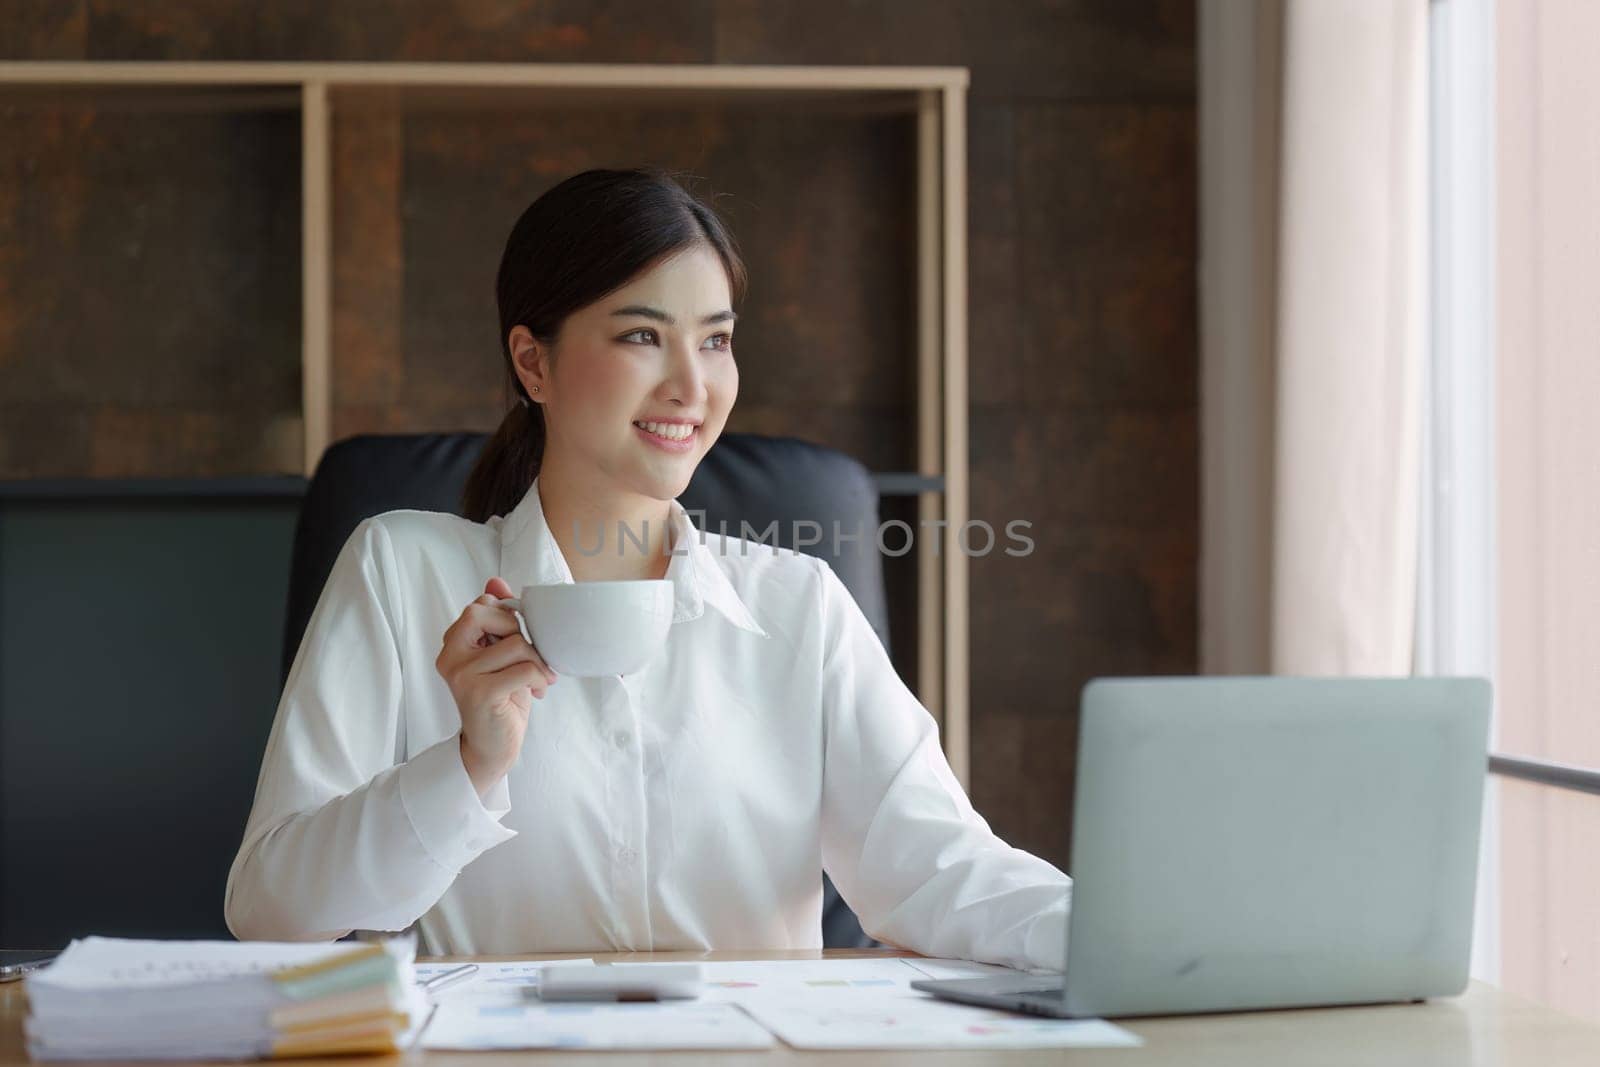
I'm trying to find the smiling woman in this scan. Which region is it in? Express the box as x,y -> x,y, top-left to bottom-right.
462,168 -> 748,533
224,167 -> 1071,968
496,237 -> 742,583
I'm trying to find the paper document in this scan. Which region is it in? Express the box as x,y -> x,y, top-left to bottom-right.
422,1001 -> 773,1050
419,957 -> 1138,1052
30,938 -> 359,992
419,958 -> 770,1050
695,959 -> 1136,1050
624,955 -> 930,999
905,957 -> 1023,981
550,958 -> 1140,1050
739,993 -> 1141,1050
415,958 -> 594,999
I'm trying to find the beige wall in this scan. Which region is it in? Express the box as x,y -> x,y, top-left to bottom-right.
1497,0 -> 1600,1018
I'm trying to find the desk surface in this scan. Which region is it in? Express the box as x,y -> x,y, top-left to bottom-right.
5,949 -> 1598,1066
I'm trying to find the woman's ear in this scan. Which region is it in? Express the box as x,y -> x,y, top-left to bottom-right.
508,325 -> 550,402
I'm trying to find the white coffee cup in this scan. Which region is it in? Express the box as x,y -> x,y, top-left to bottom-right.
497,579 -> 673,677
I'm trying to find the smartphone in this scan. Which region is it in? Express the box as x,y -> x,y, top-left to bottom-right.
528,963 -> 702,1002
0,949 -> 59,983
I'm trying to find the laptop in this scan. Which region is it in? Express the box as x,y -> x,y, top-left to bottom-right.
912,676 -> 1491,1018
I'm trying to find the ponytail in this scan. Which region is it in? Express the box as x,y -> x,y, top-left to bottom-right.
461,399 -> 545,523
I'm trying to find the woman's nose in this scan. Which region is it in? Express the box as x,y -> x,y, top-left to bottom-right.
661,343 -> 708,404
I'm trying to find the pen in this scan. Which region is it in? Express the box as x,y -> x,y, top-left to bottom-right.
419,963 -> 479,995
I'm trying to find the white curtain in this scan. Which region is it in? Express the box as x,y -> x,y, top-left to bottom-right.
1200,0 -> 1428,676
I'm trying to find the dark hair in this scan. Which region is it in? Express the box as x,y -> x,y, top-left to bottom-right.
461,167 -> 748,522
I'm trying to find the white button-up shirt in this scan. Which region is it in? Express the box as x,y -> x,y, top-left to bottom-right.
225,479 -> 1070,971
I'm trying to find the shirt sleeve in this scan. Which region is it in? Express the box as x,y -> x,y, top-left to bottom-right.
224,517 -> 517,941
814,558 -> 1071,972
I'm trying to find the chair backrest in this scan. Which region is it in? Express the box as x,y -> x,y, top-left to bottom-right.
1,492 -> 298,947
282,432 -> 886,948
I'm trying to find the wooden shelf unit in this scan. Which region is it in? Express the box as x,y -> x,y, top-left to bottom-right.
0,60 -> 973,785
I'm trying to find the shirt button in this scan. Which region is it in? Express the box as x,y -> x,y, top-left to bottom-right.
617,846 -> 637,865
612,729 -> 633,749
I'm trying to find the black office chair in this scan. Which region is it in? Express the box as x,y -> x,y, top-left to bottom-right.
282,432 -> 886,949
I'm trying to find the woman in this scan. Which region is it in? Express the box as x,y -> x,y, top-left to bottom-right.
225,168 -> 1070,970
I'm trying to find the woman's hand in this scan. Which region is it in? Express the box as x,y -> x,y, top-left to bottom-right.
436,576 -> 557,798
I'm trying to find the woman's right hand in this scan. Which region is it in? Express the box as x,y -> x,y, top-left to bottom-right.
436,576 -> 557,797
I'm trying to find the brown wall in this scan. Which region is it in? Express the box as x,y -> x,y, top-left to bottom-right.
0,1 -> 1197,872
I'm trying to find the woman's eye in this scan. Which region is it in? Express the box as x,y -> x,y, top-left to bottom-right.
619,328 -> 732,352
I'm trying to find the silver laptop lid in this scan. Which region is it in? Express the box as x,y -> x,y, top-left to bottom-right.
1063,677 -> 1490,1018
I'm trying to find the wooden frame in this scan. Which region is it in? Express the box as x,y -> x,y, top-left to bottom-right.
0,61 -> 972,786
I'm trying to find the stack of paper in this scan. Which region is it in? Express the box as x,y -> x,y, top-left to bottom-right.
25,936 -> 429,1061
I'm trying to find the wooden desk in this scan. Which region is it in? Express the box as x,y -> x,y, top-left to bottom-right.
5,949 -> 1599,1066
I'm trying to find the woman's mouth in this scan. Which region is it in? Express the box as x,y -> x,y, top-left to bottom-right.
632,420 -> 698,453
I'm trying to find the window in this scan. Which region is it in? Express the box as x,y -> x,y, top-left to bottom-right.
1427,0 -> 1600,1018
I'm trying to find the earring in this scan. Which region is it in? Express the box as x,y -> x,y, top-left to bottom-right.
531,385 -> 540,393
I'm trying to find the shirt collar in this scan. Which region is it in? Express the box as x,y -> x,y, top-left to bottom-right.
497,478 -> 769,639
